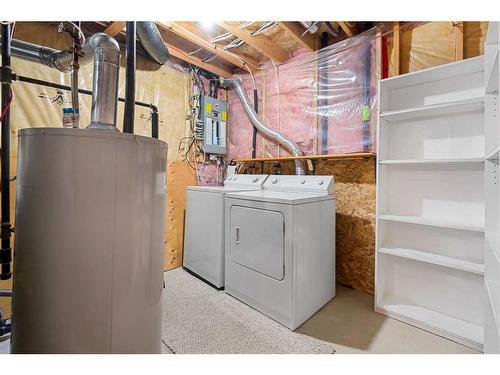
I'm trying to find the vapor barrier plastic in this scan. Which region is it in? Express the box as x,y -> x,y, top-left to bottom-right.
227,27 -> 380,160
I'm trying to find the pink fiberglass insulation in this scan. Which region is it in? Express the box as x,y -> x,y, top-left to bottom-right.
227,27 -> 379,160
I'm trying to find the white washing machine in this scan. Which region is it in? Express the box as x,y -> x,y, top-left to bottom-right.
224,175 -> 336,329
183,174 -> 269,288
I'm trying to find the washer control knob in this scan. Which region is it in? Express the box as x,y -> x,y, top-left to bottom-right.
300,180 -> 306,184
252,178 -> 259,183
272,178 -> 278,184
318,180 -> 324,185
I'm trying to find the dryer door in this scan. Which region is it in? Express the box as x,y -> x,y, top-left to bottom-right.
229,206 -> 285,280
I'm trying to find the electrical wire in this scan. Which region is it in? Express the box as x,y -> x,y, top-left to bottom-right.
249,21 -> 277,36
0,87 -> 13,123
66,21 -> 86,46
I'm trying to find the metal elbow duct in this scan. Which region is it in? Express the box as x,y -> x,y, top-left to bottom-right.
224,79 -> 305,175
136,22 -> 169,65
85,33 -> 120,130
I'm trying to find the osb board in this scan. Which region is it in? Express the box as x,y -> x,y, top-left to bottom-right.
246,158 -> 376,294
164,161 -> 197,270
388,21 -> 488,76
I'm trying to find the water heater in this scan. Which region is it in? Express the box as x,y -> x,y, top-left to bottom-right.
10,128 -> 167,353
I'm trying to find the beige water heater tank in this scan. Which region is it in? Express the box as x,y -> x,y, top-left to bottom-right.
10,128 -> 167,353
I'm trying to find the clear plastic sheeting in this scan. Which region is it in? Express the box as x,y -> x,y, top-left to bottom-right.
227,27 -> 380,160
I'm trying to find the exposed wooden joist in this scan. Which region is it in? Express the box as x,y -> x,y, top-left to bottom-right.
217,21 -> 290,63
98,22 -> 232,78
103,21 -> 126,37
453,21 -> 464,61
277,21 -> 318,52
174,22 -> 262,69
166,43 -> 233,78
157,22 -> 259,71
393,22 -> 401,76
338,22 -> 357,38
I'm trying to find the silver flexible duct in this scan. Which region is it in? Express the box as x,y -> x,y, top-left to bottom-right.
2,33 -> 120,129
223,79 -> 305,175
136,22 -> 169,65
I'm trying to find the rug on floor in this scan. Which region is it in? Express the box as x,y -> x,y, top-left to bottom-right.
162,268 -> 336,354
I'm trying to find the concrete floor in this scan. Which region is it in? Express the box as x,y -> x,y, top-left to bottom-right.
1,284 -> 480,354
296,285 -> 479,354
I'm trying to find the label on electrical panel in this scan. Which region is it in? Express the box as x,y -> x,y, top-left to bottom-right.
205,102 -> 212,114
221,111 -> 227,122
205,118 -> 213,145
220,122 -> 226,147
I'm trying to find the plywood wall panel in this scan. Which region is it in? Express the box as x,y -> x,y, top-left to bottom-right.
164,161 -> 196,270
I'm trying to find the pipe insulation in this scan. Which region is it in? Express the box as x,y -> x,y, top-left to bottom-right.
1,33 -> 120,129
136,22 -> 169,65
223,79 -> 305,175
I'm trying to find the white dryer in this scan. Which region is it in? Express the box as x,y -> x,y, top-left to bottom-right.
224,175 -> 336,329
183,174 -> 269,288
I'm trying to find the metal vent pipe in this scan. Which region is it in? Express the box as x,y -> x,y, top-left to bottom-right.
1,33 -> 120,130
222,78 -> 305,175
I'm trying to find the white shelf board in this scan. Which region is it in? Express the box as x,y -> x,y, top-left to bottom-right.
486,281 -> 500,331
486,49 -> 499,94
376,298 -> 483,350
486,147 -> 500,161
379,158 -> 484,166
380,56 -> 484,91
379,246 -> 484,275
486,22 -> 499,46
380,97 -> 484,123
378,214 -> 485,232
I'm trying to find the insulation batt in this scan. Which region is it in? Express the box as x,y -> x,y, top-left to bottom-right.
227,28 -> 379,160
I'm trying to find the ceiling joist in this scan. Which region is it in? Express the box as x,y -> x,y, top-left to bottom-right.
277,22 -> 318,52
158,22 -> 259,72
217,21 -> 290,63
166,43 -> 233,78
103,21 -> 126,37
337,22 -> 358,38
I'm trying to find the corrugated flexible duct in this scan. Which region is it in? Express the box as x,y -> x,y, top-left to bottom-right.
222,78 -> 305,175
2,33 -> 120,129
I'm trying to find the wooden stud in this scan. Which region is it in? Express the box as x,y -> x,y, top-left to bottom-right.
217,21 -> 290,63
277,21 -> 318,52
234,152 -> 376,163
158,22 -> 260,71
454,21 -> 464,61
338,22 -> 357,38
103,21 -> 126,37
393,22 -> 401,76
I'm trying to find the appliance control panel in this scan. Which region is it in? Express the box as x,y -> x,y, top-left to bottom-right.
263,175 -> 334,195
224,174 -> 269,188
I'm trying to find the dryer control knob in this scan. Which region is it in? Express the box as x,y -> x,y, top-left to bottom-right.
300,180 -> 306,184
272,178 -> 278,184
252,178 -> 259,183
318,180 -> 324,185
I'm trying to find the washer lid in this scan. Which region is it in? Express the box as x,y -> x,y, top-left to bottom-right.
187,174 -> 269,193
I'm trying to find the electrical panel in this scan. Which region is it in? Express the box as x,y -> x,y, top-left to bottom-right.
201,96 -> 227,155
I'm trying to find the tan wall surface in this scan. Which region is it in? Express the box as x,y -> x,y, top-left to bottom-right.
388,21 -> 488,76
0,22 -> 190,316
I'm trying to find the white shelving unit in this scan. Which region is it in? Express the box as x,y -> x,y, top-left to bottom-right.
376,55 -> 486,351
484,21 -> 500,354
